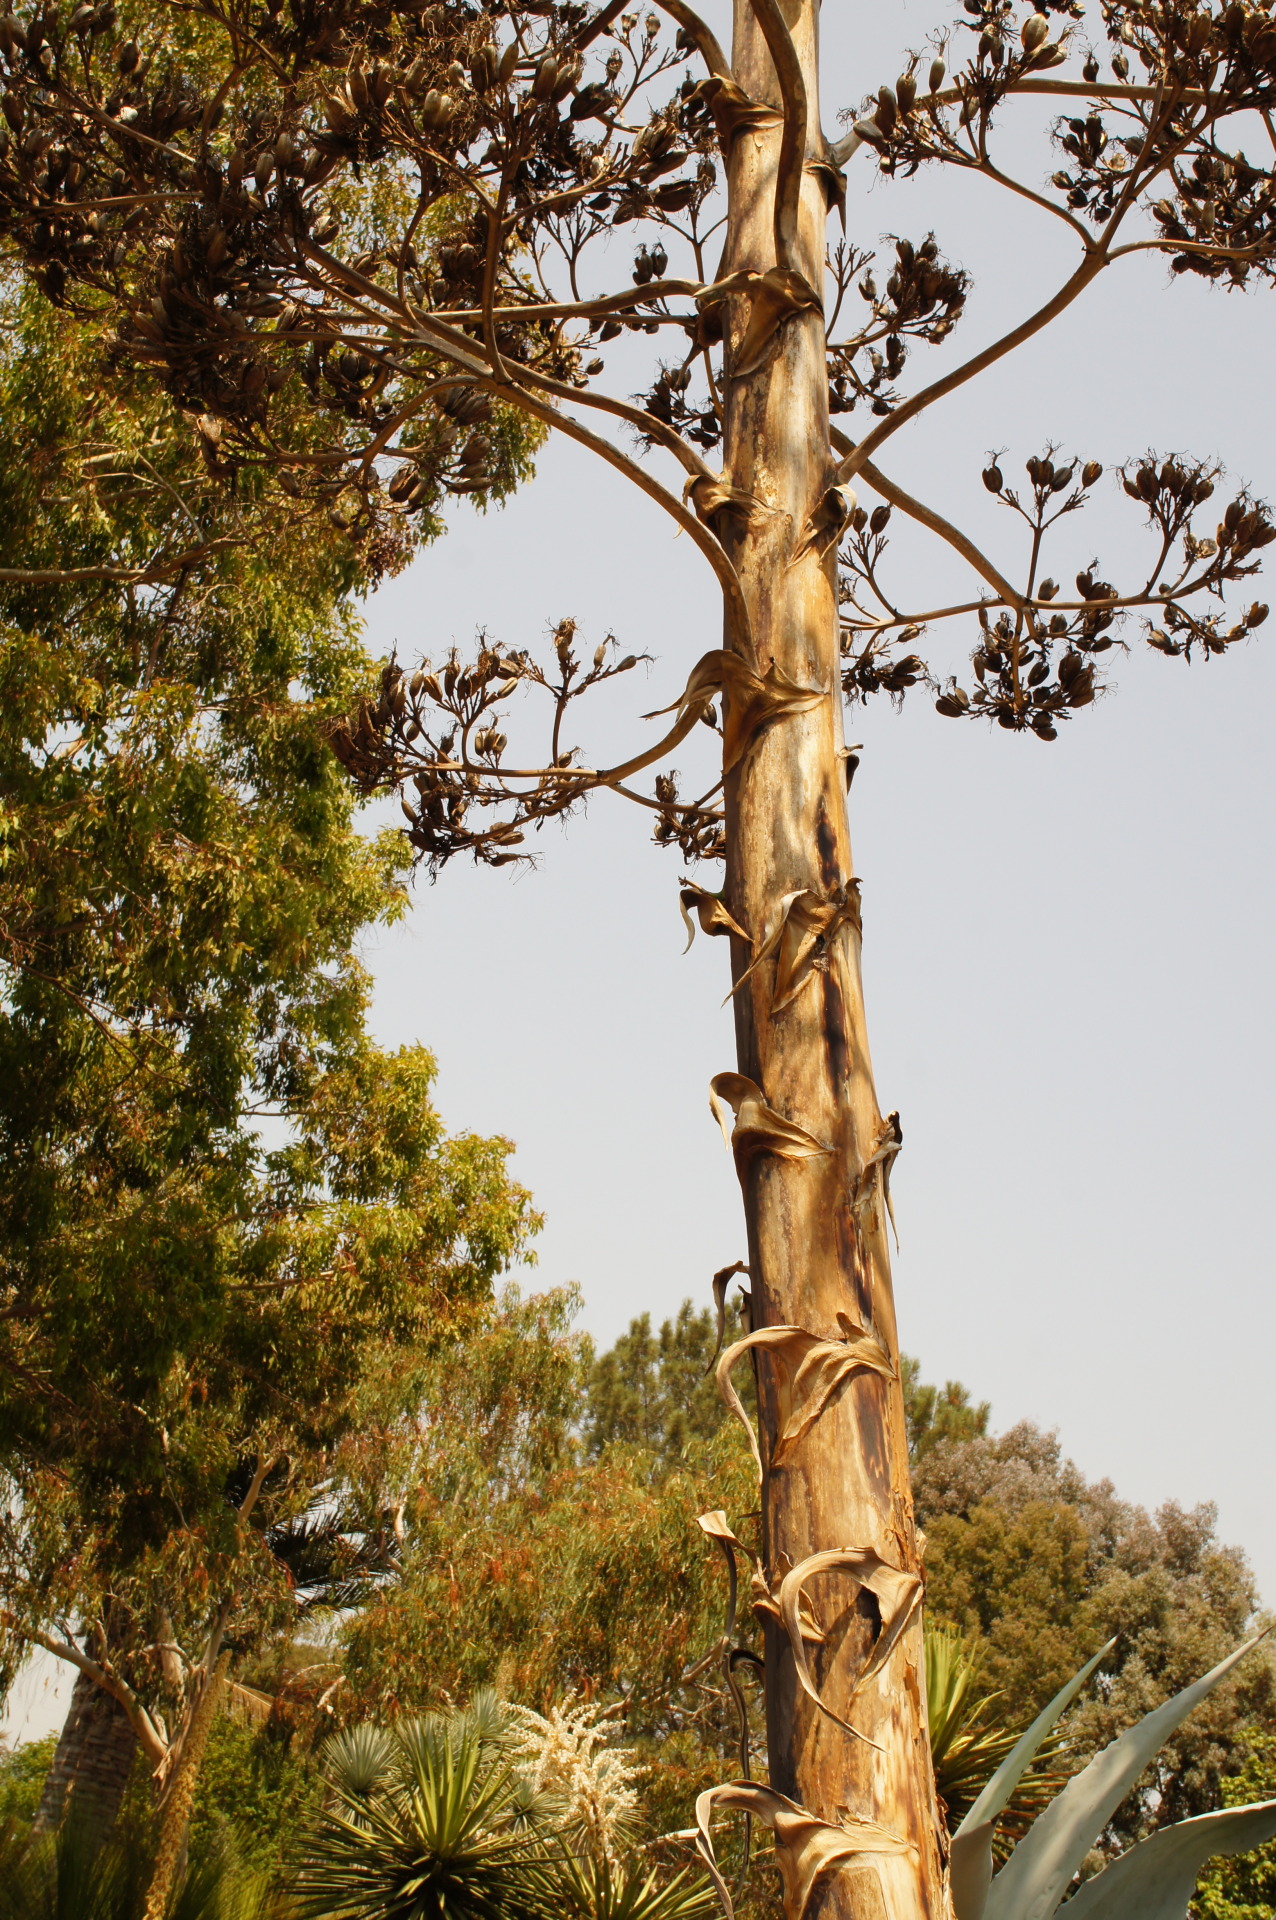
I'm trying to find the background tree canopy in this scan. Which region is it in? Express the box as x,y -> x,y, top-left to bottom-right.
0,278 -> 540,1820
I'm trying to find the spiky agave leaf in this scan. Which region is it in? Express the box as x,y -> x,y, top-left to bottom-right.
1059,1800 -> 1276,1920
955,1632 -> 1271,1920
948,1637 -> 1116,1918
925,1626 -> 1069,1840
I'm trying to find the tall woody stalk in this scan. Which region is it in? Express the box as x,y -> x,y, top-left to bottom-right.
719,6 -> 943,1914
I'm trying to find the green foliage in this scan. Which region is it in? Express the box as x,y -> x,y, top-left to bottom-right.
583,1304 -> 739,1471
0,280 -> 539,1763
1193,1733 -> 1276,1920
902,1358 -> 991,1464
189,1712 -> 324,1882
914,1424 -> 1275,1851
0,1735 -> 56,1824
0,1811 -> 273,1919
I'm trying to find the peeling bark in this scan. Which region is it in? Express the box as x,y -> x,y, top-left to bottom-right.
719,3 -> 947,1915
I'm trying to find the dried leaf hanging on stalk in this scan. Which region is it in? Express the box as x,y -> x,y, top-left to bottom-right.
709,1073 -> 831,1172
777,1549 -> 924,1746
730,268 -> 824,380
855,1109 -> 903,1246
692,75 -> 784,142
790,485 -> 857,565
695,1780 -> 912,1920
683,473 -> 773,529
646,652 -> 825,776
715,1321 -> 893,1475
729,884 -> 862,1013
708,1261 -> 750,1366
680,882 -> 750,954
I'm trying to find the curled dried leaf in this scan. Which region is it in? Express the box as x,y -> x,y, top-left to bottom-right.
697,1508 -> 750,1642
855,1109 -> 903,1245
646,651 -> 825,776
715,1321 -> 894,1475
732,268 -> 823,380
683,473 -> 773,528
777,1549 -> 923,1746
709,1260 -> 750,1367
709,1073 -> 831,1171
695,1780 -> 912,1920
680,882 -> 750,954
790,485 -> 856,565
692,75 -> 784,141
730,884 -> 862,1012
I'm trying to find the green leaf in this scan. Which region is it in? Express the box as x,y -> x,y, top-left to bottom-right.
1059,1802 -> 1276,1920
983,1633 -> 1268,1920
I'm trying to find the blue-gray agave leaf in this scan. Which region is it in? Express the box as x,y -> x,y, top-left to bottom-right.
983,1633 -> 1267,1920
1058,1800 -> 1276,1920
949,1640 -> 1115,1920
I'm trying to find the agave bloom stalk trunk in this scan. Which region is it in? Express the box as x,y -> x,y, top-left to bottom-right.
720,4 -> 946,1913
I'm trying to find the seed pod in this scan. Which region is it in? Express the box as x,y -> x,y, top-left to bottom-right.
420,87 -> 442,125
116,37 -> 138,71
349,65 -> 369,111
275,129 -> 294,165
254,149 -> 274,192
928,55 -> 945,91
869,504 -> 891,534
1021,13 -> 1050,53
531,52 -> 557,97
982,463 -> 1003,493
1,92 -> 21,133
876,86 -> 897,133
852,117 -> 884,145
1081,460 -> 1102,487
896,72 -> 916,111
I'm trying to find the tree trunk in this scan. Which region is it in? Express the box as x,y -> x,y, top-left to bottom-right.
33,1666 -> 139,1836
720,4 -> 947,1916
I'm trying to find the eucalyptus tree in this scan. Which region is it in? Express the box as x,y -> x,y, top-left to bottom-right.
0,286 -> 539,1832
0,0 -> 1273,1913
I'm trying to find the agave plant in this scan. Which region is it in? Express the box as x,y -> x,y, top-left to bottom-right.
290,1695 -> 553,1920
948,1635 -> 1276,1920
694,1634 -> 1276,1920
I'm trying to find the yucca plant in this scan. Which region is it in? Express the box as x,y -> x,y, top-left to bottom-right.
925,1625 -> 1068,1850
541,1850 -> 719,1920
291,1694 -> 554,1920
294,1694 -> 721,1920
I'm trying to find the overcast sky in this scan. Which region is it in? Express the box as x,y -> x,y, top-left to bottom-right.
6,0 -> 1273,1752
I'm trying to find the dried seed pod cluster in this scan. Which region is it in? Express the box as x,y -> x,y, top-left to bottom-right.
839,448 -> 1273,738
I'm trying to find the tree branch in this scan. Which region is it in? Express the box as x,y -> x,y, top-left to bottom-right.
833,253 -> 1106,484
832,428 -> 1026,609
1,1615 -> 168,1764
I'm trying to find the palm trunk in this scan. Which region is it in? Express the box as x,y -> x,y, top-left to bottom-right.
720,4 -> 946,1915
33,1667 -> 139,1836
